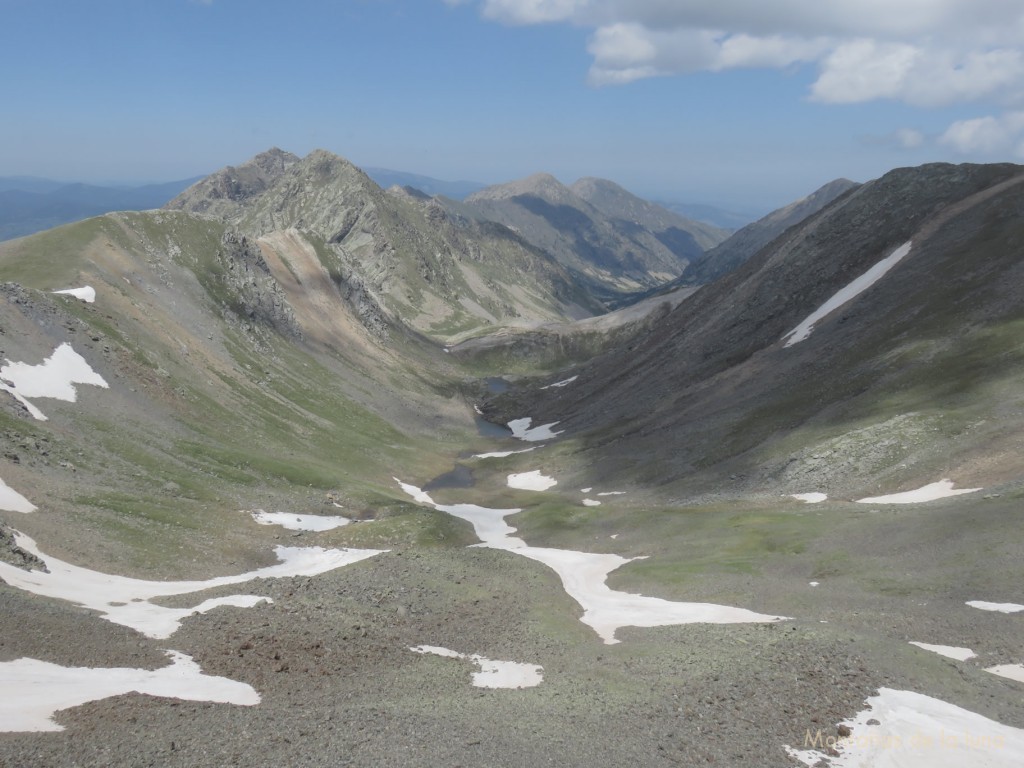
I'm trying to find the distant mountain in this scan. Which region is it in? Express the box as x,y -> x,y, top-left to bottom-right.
167,149 -> 602,340
654,200 -> 759,231
0,176 -> 68,194
440,173 -> 729,294
488,162 -> 1024,497
570,178 -> 727,251
0,175 -> 203,241
362,167 -> 485,200
679,178 -> 859,286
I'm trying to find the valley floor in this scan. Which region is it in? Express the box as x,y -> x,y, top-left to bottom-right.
3,396 -> 1024,767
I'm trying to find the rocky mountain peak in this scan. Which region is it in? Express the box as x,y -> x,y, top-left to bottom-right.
165,147 -> 300,216
248,147 -> 301,175
298,149 -> 374,186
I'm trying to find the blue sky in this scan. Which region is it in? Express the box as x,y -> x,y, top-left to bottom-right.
2,0 -> 1023,211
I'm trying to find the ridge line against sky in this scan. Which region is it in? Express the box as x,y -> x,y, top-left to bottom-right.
2,0 -> 1022,210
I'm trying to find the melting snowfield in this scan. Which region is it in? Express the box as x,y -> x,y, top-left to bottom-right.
0,531 -> 385,639
790,492 -> 828,504
986,664 -> 1024,684
395,480 -> 784,644
473,447 -> 536,459
967,600 -> 1024,614
507,470 -> 557,491
52,286 -> 96,303
785,687 -> 1024,767
856,479 -> 981,504
507,417 -> 563,442
540,375 -> 577,389
0,651 -> 259,732
410,646 -> 543,689
908,642 -> 976,661
0,476 -> 36,513
250,510 -> 351,532
0,342 -> 109,421
782,241 -> 913,347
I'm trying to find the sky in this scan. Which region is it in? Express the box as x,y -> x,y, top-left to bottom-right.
2,0 -> 1023,211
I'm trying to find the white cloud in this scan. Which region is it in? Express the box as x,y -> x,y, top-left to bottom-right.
479,0 -> 584,24
939,112 -> 1024,156
455,1 -> 1024,108
715,34 -> 830,70
896,128 -> 924,148
812,42 -> 1024,106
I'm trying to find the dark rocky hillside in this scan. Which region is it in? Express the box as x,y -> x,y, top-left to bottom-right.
680,177 -> 860,285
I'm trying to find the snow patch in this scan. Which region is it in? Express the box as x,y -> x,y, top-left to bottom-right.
0,477 -> 35,513
0,651 -> 258,732
0,343 -> 108,421
410,645 -> 543,689
507,417 -> 563,442
785,687 -> 1024,767
397,481 -> 784,644
909,642 -> 977,661
472,447 -> 536,459
541,375 -> 577,389
856,479 -> 981,504
0,530 -> 384,639
582,499 -> 601,507
986,664 -> 1024,684
967,600 -> 1024,614
791,492 -> 828,504
596,491 -> 625,497
507,470 -> 557,491
809,581 -> 820,587
782,241 -> 913,347
250,510 -> 351,532
52,286 -> 96,303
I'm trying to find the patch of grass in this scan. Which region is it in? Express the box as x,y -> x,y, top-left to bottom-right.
811,551 -> 853,579
334,509 -> 478,549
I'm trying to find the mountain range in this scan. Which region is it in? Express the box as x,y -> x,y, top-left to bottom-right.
2,150 -> 1023,767
0,175 -> 203,242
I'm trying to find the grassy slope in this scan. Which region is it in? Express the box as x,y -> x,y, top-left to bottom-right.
0,212 -> 481,576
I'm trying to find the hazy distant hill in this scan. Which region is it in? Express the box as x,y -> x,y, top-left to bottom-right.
653,200 -> 759,231
440,173 -> 729,294
362,167 -> 485,200
0,175 -> 202,241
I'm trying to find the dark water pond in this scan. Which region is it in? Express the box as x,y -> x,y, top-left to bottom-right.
484,377 -> 510,393
475,415 -> 511,438
423,464 -> 475,491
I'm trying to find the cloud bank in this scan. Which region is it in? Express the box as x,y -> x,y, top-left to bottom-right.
449,0 -> 1024,154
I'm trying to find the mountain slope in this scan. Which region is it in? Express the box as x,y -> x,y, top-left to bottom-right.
0,206 -> 485,575
680,177 -> 859,285
488,163 -> 1024,497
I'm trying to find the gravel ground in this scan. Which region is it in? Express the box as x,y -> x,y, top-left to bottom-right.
3,515 -> 1023,768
